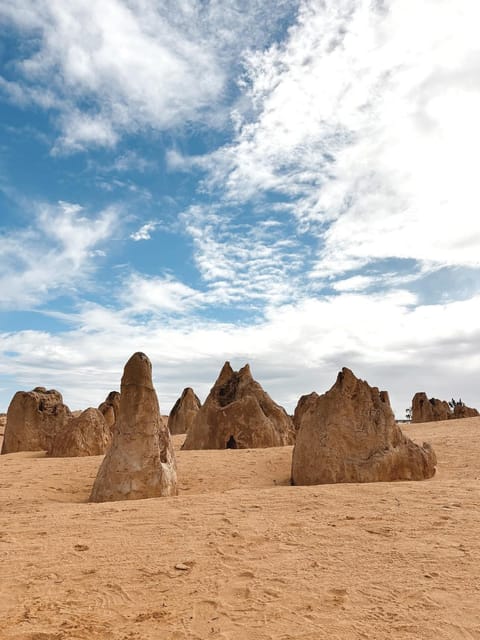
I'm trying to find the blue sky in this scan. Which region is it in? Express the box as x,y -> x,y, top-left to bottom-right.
1,0 -> 479,417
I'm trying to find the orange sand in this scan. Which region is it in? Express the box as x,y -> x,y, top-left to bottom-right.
1,418 -> 480,639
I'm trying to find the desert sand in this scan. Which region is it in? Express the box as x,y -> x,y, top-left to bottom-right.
1,417 -> 480,639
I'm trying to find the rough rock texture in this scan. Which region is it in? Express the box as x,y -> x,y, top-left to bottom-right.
292,368 -> 436,485
168,388 -> 201,435
48,408 -> 111,457
411,393 -> 452,423
453,403 -> 479,419
90,352 -> 177,502
98,391 -> 121,431
293,392 -> 319,432
182,362 -> 295,450
1,388 -> 72,455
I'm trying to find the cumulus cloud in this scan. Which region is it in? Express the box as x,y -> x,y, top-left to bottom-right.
0,201 -> 118,309
2,290 -> 480,417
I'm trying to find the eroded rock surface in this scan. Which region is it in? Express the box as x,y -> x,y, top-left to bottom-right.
411,393 -> 478,422
168,387 -> 201,435
48,408 -> 111,457
90,352 -> 177,502
98,391 -> 121,431
411,393 -> 452,423
292,368 -> 436,485
1,387 -> 72,454
182,362 -> 295,450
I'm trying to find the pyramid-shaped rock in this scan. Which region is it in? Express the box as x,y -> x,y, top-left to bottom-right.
1,387 -> 72,454
48,408 -> 111,457
168,387 -> 201,435
90,352 -> 177,502
98,391 -> 121,430
182,362 -> 295,450
292,368 -> 436,485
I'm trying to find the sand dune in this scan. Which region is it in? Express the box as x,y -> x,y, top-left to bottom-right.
1,418 -> 480,639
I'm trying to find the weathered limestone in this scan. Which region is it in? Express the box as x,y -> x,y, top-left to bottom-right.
90,352 -> 177,502
411,392 -> 478,422
168,387 -> 201,435
48,408 -> 111,457
98,391 -> 121,430
453,403 -> 479,419
411,392 -> 452,423
292,368 -> 436,485
182,362 -> 295,450
1,387 -> 72,454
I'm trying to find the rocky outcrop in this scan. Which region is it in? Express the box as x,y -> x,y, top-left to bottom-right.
90,352 -> 177,502
98,391 -> 121,430
411,393 -> 478,422
453,403 -> 479,419
1,387 -> 72,454
48,408 -> 111,457
411,393 -> 452,423
168,387 -> 201,435
182,362 -> 295,450
292,368 -> 436,485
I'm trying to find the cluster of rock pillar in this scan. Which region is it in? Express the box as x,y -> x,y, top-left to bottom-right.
2,356 -> 441,502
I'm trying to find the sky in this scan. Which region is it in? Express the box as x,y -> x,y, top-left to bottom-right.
0,0 -> 479,418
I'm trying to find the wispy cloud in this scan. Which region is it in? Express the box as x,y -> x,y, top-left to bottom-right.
180,205 -> 308,309
194,0 -> 480,281
0,201 -> 119,309
0,0 -> 299,151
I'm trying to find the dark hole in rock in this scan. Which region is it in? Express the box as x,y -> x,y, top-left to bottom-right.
226,435 -> 237,449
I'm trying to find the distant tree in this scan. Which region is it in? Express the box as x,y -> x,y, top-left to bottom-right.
405,407 -> 412,421
448,398 -> 464,410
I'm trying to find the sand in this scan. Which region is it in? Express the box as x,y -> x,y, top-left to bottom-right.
1,418 -> 480,639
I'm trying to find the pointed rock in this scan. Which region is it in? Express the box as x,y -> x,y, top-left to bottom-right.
292,368 -> 436,485
182,362 -> 295,450
90,352 -> 177,502
168,387 -> 201,435
48,408 -> 111,457
1,387 -> 72,454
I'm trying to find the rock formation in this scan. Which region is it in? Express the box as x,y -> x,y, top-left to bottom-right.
90,352 -> 177,502
411,393 -> 478,422
182,362 -> 295,450
292,368 -> 436,485
48,408 -> 111,457
168,387 -> 201,435
1,387 -> 72,454
411,393 -> 452,423
453,403 -> 479,419
98,391 -> 121,430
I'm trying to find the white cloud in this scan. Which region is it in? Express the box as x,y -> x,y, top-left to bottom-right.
198,0 -> 480,280
2,290 -> 480,418
0,201 -> 119,309
0,0 -> 299,151
130,221 -> 157,241
119,273 -> 202,314
180,205 -> 307,308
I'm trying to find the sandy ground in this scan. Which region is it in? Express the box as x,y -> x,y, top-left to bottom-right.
1,418 -> 480,639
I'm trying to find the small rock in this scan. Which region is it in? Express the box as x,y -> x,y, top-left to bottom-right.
175,563 -> 190,571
